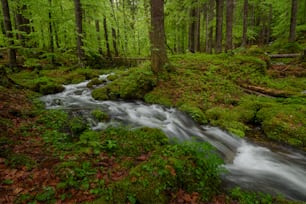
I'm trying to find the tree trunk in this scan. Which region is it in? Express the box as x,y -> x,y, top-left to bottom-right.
15,4 -> 30,46
241,0 -> 248,47
188,1 -> 201,53
149,0 -> 169,76
1,0 -> 17,68
49,0 -> 54,64
215,0 -> 224,53
74,0 -> 84,63
225,0 -> 234,52
103,17 -> 111,58
266,4 -> 272,44
112,28 -> 119,57
205,0 -> 215,53
95,20 -> 103,55
289,0 -> 298,42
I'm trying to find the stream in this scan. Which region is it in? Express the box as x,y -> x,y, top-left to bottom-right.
40,75 -> 306,201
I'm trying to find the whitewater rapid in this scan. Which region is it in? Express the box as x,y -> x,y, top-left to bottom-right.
40,75 -> 306,201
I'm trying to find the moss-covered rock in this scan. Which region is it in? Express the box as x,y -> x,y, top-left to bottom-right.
87,77 -> 106,88
31,77 -> 64,95
256,104 -> 306,148
92,66 -> 157,101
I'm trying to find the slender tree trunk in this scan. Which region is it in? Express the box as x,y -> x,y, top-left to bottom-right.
15,4 -> 30,46
95,20 -> 103,55
103,17 -> 111,58
74,0 -> 84,62
206,0 -> 215,53
241,0 -> 248,47
266,4 -> 272,44
188,1 -> 201,53
48,0 -> 54,64
215,0 -> 224,53
189,7 -> 196,53
54,22 -> 60,48
1,0 -> 17,67
149,0 -> 168,76
289,0 -> 298,42
225,0 -> 234,52
112,28 -> 118,57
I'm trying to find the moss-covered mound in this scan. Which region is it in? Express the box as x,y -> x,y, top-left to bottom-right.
92,65 -> 156,100
142,53 -> 305,148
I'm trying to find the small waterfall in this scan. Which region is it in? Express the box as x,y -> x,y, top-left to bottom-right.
40,76 -> 306,201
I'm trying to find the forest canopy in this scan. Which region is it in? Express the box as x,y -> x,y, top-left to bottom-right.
0,0 -> 305,68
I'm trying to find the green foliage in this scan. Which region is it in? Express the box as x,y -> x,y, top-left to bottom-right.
55,161 -> 97,190
97,142 -> 223,203
87,77 -> 105,88
100,127 -> 169,157
5,153 -> 37,170
92,66 -> 157,100
179,103 -> 208,124
206,107 -> 249,137
256,104 -> 306,147
91,109 -> 109,122
30,76 -> 65,95
68,116 -> 89,137
230,187 -> 273,204
35,186 -> 56,203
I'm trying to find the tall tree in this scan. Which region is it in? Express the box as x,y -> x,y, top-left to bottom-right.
188,0 -> 201,53
205,0 -> 215,53
150,0 -> 168,75
103,16 -> 112,58
1,0 -> 17,67
225,0 -> 234,52
241,0 -> 248,47
74,0 -> 84,62
289,0 -> 298,42
215,0 -> 224,53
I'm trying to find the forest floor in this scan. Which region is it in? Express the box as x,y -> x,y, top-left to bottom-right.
0,53 -> 305,204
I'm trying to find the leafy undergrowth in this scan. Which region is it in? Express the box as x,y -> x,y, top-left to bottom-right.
0,86 -> 227,204
1,87 -> 303,204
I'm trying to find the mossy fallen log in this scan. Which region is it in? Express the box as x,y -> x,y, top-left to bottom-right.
268,53 -> 300,58
239,83 -> 293,98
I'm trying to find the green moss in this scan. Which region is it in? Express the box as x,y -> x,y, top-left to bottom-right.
206,107 -> 249,137
87,78 -> 105,88
92,87 -> 109,100
100,127 -> 169,157
91,109 -> 109,121
256,104 -> 306,147
144,92 -> 173,107
92,66 -> 157,100
179,103 -> 208,124
95,142 -> 223,203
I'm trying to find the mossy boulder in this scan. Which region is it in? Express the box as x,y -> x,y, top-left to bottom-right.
206,107 -> 250,137
256,104 -> 306,148
31,77 -> 64,95
92,67 -> 157,100
87,77 -> 106,88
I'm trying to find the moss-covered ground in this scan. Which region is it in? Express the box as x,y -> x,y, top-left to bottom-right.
1,49 -> 305,203
93,52 -> 305,149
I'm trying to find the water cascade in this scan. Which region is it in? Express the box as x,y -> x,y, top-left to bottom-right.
40,76 -> 306,201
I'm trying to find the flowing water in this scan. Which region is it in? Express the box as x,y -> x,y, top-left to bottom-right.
40,75 -> 306,201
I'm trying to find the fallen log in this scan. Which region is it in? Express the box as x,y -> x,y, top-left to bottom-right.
268,53 -> 301,58
239,83 -> 293,98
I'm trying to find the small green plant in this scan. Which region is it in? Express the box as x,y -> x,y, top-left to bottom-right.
230,187 -> 273,204
91,109 -> 109,121
35,186 -> 56,203
68,116 -> 89,138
